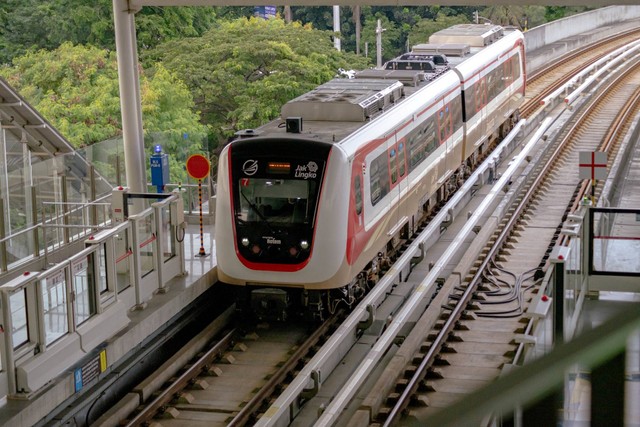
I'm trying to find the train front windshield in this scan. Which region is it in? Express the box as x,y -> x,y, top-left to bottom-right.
229,137 -> 331,266
237,178 -> 316,226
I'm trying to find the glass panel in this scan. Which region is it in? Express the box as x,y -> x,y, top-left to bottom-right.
592,210 -> 640,274
398,142 -> 406,178
389,147 -> 398,184
137,215 -> 155,277
408,117 -> 437,174
72,255 -> 96,326
564,240 -> 584,325
161,206 -> 176,263
115,229 -> 132,293
98,243 -> 108,294
370,152 -> 390,206
42,270 -> 69,344
77,141 -> 121,197
4,132 -> 32,236
237,178 -> 316,225
6,231 -> 36,271
10,289 -> 29,349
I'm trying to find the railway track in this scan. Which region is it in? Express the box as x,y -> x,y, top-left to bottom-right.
363,36 -> 640,427
118,313 -> 341,427
522,27 -> 640,119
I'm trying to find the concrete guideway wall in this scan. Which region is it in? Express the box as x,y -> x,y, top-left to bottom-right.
525,6 -> 640,72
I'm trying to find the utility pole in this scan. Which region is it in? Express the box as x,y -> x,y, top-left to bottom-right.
376,19 -> 385,68
333,6 -> 341,51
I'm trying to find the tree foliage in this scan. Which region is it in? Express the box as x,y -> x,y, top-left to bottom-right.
0,43 -> 207,154
0,0 -> 219,64
149,17 -> 370,148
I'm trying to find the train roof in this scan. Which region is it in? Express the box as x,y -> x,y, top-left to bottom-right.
239,24 -> 522,147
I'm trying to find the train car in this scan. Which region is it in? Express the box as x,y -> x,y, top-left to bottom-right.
215,24 -> 526,321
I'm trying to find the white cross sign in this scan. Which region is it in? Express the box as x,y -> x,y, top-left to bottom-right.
579,151 -> 607,180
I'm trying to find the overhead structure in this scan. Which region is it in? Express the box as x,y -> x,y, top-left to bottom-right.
129,0 -> 639,6
0,78 -> 74,158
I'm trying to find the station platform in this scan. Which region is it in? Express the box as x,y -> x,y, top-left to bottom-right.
0,223 -> 218,427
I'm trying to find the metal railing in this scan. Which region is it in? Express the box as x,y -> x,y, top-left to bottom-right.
0,191 -> 186,397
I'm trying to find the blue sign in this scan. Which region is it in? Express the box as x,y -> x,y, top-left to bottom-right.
74,368 -> 83,392
150,153 -> 170,192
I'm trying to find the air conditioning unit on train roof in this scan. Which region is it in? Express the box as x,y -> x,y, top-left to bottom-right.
280,79 -> 404,122
428,23 -> 504,47
411,43 -> 470,58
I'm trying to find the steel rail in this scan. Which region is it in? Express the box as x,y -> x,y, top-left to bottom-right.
522,28 -> 640,118
227,312 -> 343,427
122,329 -> 237,427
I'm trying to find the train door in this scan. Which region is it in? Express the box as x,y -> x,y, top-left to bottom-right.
437,102 -> 454,183
474,75 -> 488,146
395,137 -> 409,225
387,139 -> 400,236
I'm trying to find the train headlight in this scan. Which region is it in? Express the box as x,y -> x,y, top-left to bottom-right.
300,240 -> 309,250
241,237 -> 250,247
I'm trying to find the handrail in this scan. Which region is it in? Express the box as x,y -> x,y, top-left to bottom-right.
0,193 -> 112,245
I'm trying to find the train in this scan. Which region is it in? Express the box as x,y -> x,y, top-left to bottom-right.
215,24 -> 526,321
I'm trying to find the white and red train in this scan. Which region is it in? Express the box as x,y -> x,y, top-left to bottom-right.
215,24 -> 526,320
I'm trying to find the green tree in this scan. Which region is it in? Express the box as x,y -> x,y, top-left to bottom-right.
150,17 -> 370,148
0,43 -> 207,184
0,0 -> 219,64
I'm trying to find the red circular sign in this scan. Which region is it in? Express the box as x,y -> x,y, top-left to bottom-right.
186,154 -> 211,180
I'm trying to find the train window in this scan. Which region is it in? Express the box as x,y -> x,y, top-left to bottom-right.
503,56 -> 513,84
451,95 -> 463,131
389,147 -> 398,184
370,152 -> 390,206
511,54 -> 521,81
487,72 -> 496,101
464,86 -> 475,121
354,175 -> 363,215
475,78 -> 487,111
489,66 -> 504,99
398,142 -> 406,177
408,116 -> 436,174
438,105 -> 452,143
238,178 -> 316,225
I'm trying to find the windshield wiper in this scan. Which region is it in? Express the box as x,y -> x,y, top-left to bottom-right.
240,189 -> 277,233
